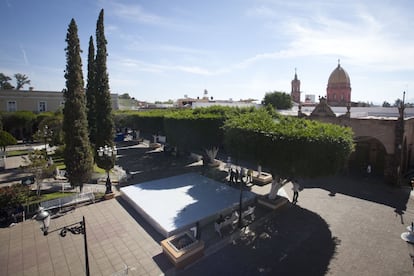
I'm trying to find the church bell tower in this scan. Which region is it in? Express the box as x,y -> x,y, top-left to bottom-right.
291,68 -> 301,103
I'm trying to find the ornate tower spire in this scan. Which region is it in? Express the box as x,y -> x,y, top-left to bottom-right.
291,68 -> 301,103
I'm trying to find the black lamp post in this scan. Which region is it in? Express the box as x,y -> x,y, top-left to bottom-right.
39,125 -> 53,159
34,207 -> 50,235
34,208 -> 90,276
238,167 -> 244,228
97,145 -> 117,194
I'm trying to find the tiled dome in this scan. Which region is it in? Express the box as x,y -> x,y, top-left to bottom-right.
328,64 -> 350,85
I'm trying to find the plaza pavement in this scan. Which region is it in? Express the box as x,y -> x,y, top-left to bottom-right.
180,175 -> 414,276
2,144 -> 414,275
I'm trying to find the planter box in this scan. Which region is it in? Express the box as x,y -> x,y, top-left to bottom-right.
252,172 -> 272,185
258,195 -> 289,210
104,193 -> 115,200
161,232 -> 204,269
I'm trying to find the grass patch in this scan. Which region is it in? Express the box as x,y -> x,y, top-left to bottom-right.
6,150 -> 30,157
94,164 -> 106,173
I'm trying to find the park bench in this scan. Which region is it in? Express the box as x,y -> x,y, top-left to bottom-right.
237,205 -> 255,221
214,211 -> 238,237
54,168 -> 67,181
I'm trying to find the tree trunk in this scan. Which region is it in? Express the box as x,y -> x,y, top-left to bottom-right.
268,174 -> 282,200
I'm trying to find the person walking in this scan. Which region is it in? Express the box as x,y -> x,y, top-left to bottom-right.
292,181 -> 301,204
366,164 -> 372,178
229,168 -> 235,185
247,169 -> 253,183
235,168 -> 240,184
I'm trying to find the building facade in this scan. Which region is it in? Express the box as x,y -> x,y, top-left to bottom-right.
0,89 -> 119,113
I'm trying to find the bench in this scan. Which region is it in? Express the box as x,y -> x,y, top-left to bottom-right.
241,205 -> 255,221
214,212 -> 238,237
54,168 -> 67,181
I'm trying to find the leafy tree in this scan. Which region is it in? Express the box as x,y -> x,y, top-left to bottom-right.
21,150 -> 54,196
14,73 -> 31,90
34,112 -> 64,146
263,91 -> 292,110
119,93 -> 131,99
0,130 -> 17,151
94,9 -> 115,173
62,18 -> 94,192
394,99 -> 403,107
224,109 -> 354,196
382,101 -> 391,107
1,111 -> 36,140
86,35 -> 97,146
0,73 -> 14,90
0,184 -> 30,210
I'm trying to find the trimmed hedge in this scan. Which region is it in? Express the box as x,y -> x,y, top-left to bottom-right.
224,109 -> 354,178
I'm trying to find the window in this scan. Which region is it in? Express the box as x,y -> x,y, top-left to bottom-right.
7,101 -> 17,112
39,101 -> 47,112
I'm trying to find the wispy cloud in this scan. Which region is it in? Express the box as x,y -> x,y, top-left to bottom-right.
120,36 -> 210,56
117,58 -> 212,75
242,2 -> 414,72
108,1 -> 168,26
19,44 -> 29,66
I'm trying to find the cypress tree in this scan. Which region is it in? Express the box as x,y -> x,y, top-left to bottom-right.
63,19 -> 93,192
95,9 -> 115,172
86,35 -> 97,146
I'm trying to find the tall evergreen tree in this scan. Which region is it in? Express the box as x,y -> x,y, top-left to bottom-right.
86,35 -> 97,146
62,19 -> 93,192
95,9 -> 115,172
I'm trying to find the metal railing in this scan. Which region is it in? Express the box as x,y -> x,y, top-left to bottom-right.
40,192 -> 95,210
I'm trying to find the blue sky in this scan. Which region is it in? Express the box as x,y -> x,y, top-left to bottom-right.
1,0 -> 414,104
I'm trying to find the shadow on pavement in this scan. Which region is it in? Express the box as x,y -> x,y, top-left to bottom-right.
116,146 -> 203,187
116,196 -> 165,243
179,205 -> 338,276
116,196 -> 175,273
301,174 -> 410,212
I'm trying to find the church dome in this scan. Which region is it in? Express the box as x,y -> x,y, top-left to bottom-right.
328,63 -> 350,85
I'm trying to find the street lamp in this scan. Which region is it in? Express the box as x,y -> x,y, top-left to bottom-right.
97,145 -> 117,194
34,207 -> 90,276
39,125 -> 53,159
34,207 -> 50,235
238,167 -> 244,228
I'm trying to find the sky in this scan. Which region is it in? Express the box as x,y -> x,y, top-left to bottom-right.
1,0 -> 414,104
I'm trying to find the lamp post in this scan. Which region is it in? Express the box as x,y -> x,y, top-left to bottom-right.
97,145 -> 117,195
238,167 -> 244,228
34,207 -> 90,276
39,125 -> 53,159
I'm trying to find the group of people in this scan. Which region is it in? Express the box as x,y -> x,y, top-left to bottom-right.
228,167 -> 253,185
226,160 -> 302,204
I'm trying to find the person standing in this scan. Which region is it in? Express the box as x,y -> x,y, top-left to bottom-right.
366,164 -> 372,178
229,168 -> 235,185
247,169 -> 253,183
292,181 -> 301,204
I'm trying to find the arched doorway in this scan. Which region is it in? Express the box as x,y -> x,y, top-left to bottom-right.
349,136 -> 386,176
